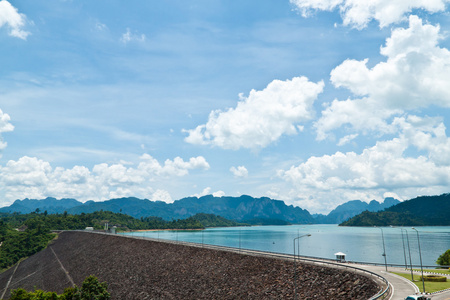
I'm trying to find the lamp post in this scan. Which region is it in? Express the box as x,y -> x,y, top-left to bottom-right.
412,227 -> 425,293
402,228 -> 414,281
399,228 -> 408,269
293,234 -> 311,300
375,227 -> 388,271
239,228 -> 241,253
391,226 -> 412,276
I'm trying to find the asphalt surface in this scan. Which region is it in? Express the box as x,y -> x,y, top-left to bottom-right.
323,263 -> 450,300
378,266 -> 450,300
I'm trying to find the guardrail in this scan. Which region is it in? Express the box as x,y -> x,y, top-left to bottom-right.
78,230 -> 391,299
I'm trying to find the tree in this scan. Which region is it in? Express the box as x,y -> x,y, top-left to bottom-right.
437,249 -> 450,266
9,275 -> 110,300
10,288 -> 59,300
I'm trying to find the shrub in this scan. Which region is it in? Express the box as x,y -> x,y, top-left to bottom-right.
419,275 -> 447,282
10,275 -> 110,300
10,288 -> 59,300
437,249 -> 450,266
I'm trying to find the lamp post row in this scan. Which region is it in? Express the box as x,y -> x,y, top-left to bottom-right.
378,226 -> 426,293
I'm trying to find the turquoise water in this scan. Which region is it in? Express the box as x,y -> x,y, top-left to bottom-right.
122,224 -> 450,267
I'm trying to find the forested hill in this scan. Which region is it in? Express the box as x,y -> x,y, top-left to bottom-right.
312,198 -> 399,224
340,193 -> 450,226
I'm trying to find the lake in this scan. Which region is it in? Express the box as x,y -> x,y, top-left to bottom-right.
122,224 -> 450,267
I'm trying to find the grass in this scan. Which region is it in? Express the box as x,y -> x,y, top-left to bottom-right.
393,272 -> 450,293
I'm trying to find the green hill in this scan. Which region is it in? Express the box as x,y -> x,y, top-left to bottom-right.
340,193 -> 450,226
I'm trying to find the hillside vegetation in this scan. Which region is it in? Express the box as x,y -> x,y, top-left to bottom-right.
340,193 -> 450,226
0,219 -> 55,271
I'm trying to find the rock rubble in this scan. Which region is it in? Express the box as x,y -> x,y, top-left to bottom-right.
0,231 -> 379,299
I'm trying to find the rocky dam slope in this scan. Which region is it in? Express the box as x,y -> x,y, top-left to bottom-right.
0,231 -> 379,299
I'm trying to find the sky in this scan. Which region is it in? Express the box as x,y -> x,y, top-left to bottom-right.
1,0 -> 450,214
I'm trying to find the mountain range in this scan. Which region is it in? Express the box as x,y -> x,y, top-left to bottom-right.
0,195 -> 399,224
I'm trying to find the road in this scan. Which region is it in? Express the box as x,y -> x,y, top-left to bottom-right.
356,264 -> 450,300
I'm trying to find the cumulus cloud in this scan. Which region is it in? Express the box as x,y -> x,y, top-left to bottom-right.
190,187 -> 225,198
184,77 -> 324,150
151,189 -> 173,203
290,0 -> 450,29
138,154 -> 209,177
0,154 -> 210,204
279,115 -> 450,212
121,28 -> 146,44
0,0 -> 30,39
0,109 -> 13,151
230,166 -> 248,178
316,16 -> 450,140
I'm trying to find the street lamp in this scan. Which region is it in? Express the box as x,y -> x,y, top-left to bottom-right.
402,228 -> 414,281
391,226 -> 414,280
293,234 -> 311,300
412,227 -> 425,294
399,228 -> 408,269
375,227 -> 388,271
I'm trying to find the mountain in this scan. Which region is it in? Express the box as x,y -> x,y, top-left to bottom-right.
340,193 -> 450,226
0,197 -> 82,214
171,195 -> 314,223
0,195 -> 315,224
312,197 -> 400,224
67,197 -> 174,219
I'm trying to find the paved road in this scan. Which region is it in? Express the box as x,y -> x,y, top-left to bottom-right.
358,265 -> 450,300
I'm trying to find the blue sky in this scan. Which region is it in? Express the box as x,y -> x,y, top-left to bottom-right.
1,0 -> 450,213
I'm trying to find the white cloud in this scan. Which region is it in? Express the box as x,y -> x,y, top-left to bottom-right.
0,109 -> 13,133
138,154 -> 210,177
184,77 -> 324,150
290,0 -> 450,29
151,189 -> 173,203
190,187 -> 225,198
121,27 -> 146,44
337,133 -> 358,146
316,16 -> 450,139
0,108 -> 13,151
279,116 -> 450,212
0,154 -> 209,204
0,0 -> 30,39
212,190 -> 225,197
95,22 -> 107,31
230,165 -> 248,178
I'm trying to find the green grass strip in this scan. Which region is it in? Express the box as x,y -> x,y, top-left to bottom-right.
392,272 -> 450,293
